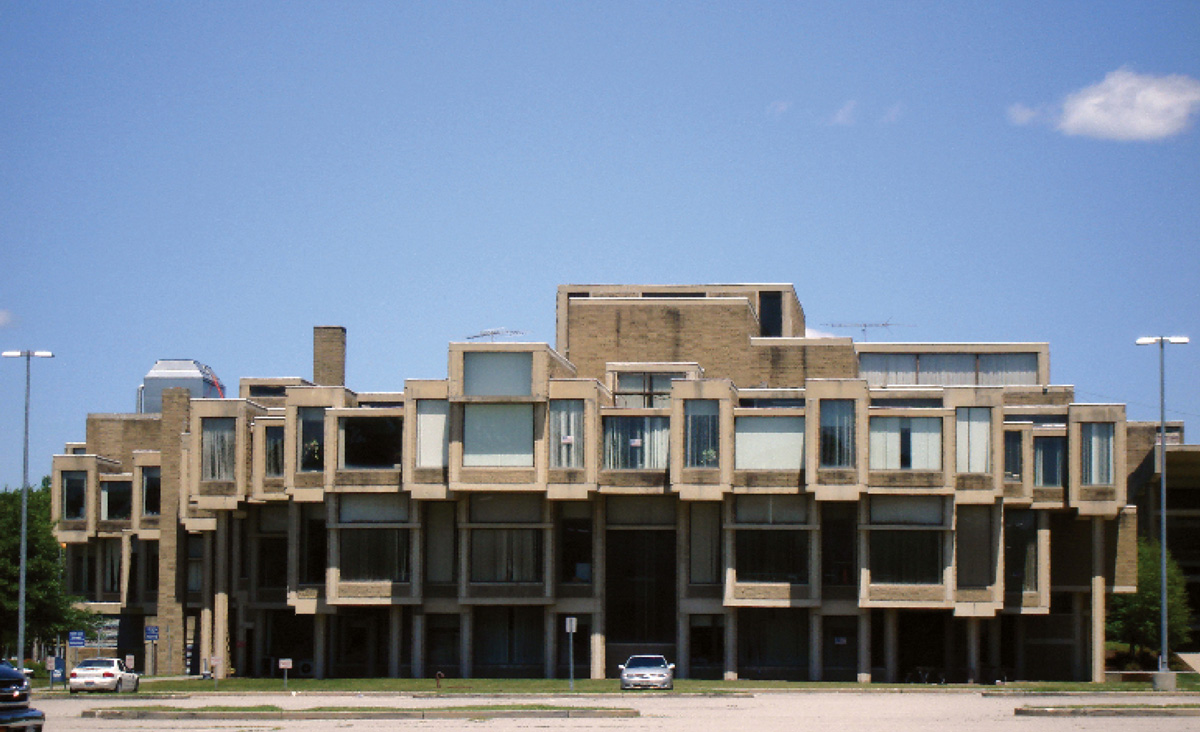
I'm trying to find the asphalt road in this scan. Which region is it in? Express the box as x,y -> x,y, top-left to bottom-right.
30,689 -> 1200,731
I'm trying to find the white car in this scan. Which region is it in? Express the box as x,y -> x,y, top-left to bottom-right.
618,655 -> 675,690
68,658 -> 139,694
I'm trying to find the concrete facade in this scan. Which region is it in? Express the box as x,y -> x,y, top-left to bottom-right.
51,284 -> 1139,681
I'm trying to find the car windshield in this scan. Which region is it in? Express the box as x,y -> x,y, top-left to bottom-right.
76,660 -> 114,668
625,656 -> 667,669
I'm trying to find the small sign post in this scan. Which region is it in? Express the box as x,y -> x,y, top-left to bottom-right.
565,616 -> 578,691
211,656 -> 220,690
144,626 -> 159,677
279,658 -> 292,691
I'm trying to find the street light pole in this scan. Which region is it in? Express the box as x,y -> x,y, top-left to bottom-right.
2,350 -> 54,668
1135,336 -> 1188,676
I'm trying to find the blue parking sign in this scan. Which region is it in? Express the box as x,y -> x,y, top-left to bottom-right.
68,630 -> 85,648
145,625 -> 159,641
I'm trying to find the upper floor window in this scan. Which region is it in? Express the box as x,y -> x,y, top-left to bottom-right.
819,400 -> 855,469
1003,431 -> 1022,482
201,417 -> 236,481
614,372 -> 683,408
62,471 -> 87,520
463,352 -> 532,396
955,408 -> 991,473
1034,436 -> 1065,487
549,400 -> 584,469
603,416 -> 669,469
297,408 -> 326,472
734,416 -> 804,470
141,467 -> 161,516
1080,423 -> 1114,485
264,426 -> 285,477
869,416 -> 941,471
860,352 -> 1038,387
339,416 -> 403,469
463,404 -> 534,467
101,481 -> 132,520
415,400 -> 449,469
685,400 -> 720,468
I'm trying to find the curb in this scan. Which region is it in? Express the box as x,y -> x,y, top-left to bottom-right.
81,708 -> 640,720
1016,707 -> 1200,717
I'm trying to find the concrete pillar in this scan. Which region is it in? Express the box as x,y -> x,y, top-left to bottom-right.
314,613 -> 327,680
411,612 -> 425,679
591,613 -> 605,680
461,608 -> 473,679
214,514 -> 229,679
885,609 -> 899,682
678,611 -> 691,680
988,618 -> 1002,681
809,611 -> 823,681
232,520 -> 246,678
1071,593 -> 1085,681
1091,517 -> 1106,683
253,610 -> 266,678
156,389 -> 190,675
966,617 -> 980,684
857,609 -> 871,683
592,498 -> 606,680
545,610 -> 556,679
724,609 -> 738,680
200,532 -> 213,676
389,607 -> 402,678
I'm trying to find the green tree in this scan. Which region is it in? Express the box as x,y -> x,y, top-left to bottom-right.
1107,538 -> 1194,667
0,477 -> 98,660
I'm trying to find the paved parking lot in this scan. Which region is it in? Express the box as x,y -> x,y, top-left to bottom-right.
31,689 -> 1200,731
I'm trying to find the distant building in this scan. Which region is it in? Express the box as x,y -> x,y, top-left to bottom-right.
52,284 -> 1151,682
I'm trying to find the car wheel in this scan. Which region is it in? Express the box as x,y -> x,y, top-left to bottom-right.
132,678 -> 139,693
69,688 -> 77,695
115,679 -> 123,693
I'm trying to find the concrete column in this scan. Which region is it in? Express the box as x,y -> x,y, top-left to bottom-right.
253,609 -> 266,678
1091,517 -> 1106,683
885,609 -> 899,683
545,610 -> 556,679
988,618 -> 1002,681
156,390 -> 190,676
591,613 -> 605,680
461,608 -> 473,679
200,532 -> 213,676
592,498 -> 606,680
314,614 -> 327,680
232,519 -> 246,678
857,609 -> 871,683
214,514 -> 229,679
411,612 -> 425,679
1071,593 -> 1084,681
809,611 -> 823,681
119,534 -> 133,604
678,612 -> 691,680
724,609 -> 738,680
389,607 -> 402,678
966,617 -> 980,684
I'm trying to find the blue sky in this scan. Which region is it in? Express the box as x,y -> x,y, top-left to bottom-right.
2,1 -> 1198,489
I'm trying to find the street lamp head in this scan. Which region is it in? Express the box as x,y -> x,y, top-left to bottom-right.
2,351 -> 55,358
1136,336 -> 1189,346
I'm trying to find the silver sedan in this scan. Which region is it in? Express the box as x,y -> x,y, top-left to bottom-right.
619,655 -> 675,690
67,658 -> 139,694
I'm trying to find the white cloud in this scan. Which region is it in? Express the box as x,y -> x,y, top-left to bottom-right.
767,100 -> 792,117
804,327 -> 840,339
1057,69 -> 1200,141
1006,102 -> 1039,126
0,310 -> 12,328
830,100 -> 857,126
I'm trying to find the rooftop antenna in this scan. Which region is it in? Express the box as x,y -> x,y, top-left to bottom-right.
467,327 -> 527,342
821,319 -> 915,341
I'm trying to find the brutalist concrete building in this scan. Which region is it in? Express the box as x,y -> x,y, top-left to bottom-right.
51,284 -> 1151,682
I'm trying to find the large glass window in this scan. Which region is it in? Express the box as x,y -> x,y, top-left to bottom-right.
298,408 -> 326,472
340,529 -> 409,581
819,400 -> 855,468
735,494 -> 807,524
463,404 -> 534,467
736,530 -> 808,583
734,416 -> 804,470
264,425 -> 285,477
201,417 -> 236,481
1080,423 -> 1114,485
685,400 -> 720,468
141,467 -> 161,516
1034,436 -> 1065,487
689,503 -> 722,584
1003,431 -> 1022,481
416,400 -> 449,469
471,530 -> 543,582
62,471 -> 86,520
603,416 -> 669,469
339,493 -> 409,522
955,408 -> 991,473
614,372 -> 682,408
869,416 -> 941,470
559,502 -> 592,584
549,400 -> 585,469
869,496 -> 944,584
100,481 -> 132,520
300,503 -> 327,584
955,505 -> 995,588
463,352 -> 533,396
339,416 -> 402,469
1004,509 -> 1038,592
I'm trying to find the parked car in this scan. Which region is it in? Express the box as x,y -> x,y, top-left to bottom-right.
0,660 -> 43,730
618,655 -> 675,690
68,658 -> 139,694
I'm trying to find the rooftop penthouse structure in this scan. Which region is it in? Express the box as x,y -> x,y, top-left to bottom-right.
51,284 -> 1151,682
